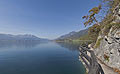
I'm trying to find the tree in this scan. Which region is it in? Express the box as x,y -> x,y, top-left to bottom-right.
82,0 -> 120,27
82,5 -> 102,26
100,0 -> 120,25
88,24 -> 101,42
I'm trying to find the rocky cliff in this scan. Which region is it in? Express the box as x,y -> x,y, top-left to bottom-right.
94,4 -> 120,73
94,25 -> 120,73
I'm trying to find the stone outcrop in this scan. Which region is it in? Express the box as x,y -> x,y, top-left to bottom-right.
79,3 -> 120,74
94,26 -> 120,71
79,46 -> 104,74
95,4 -> 120,72
113,3 -> 120,23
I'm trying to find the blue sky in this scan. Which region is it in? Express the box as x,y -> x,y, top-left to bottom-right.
0,0 -> 100,39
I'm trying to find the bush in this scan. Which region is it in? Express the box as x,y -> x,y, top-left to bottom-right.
94,38 -> 103,48
112,23 -> 120,29
88,24 -> 101,42
103,23 -> 113,35
103,22 -> 120,35
73,34 -> 93,46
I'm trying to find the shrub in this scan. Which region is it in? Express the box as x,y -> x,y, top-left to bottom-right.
73,34 -> 93,46
102,22 -> 120,35
94,38 -> 103,48
103,23 -> 113,35
88,24 -> 101,42
112,23 -> 120,29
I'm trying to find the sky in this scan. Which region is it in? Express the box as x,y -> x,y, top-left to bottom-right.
0,0 -> 100,39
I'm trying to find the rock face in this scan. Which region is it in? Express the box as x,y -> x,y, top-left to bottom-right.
113,3 -> 120,23
95,4 -> 120,71
95,26 -> 120,70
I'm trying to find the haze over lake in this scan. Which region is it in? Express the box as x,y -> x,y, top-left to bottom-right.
0,41 -> 85,74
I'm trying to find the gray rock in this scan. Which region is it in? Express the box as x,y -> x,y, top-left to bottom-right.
113,3 -> 120,23
95,27 -> 120,70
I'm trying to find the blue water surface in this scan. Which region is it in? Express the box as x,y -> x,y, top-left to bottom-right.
0,41 -> 85,74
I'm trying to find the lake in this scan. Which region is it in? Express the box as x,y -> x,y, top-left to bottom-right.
0,41 -> 85,74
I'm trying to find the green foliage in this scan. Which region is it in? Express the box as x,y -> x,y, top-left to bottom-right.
78,34 -> 91,40
101,0 -> 120,13
112,22 -> 120,29
100,0 -> 120,25
73,24 -> 101,44
72,34 -> 93,46
82,5 -> 101,26
101,14 -> 115,27
94,38 -> 103,48
102,22 -> 120,35
81,0 -> 120,43
88,24 -> 101,42
103,23 -> 113,35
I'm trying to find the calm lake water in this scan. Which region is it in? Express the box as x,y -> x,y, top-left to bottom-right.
0,41 -> 85,74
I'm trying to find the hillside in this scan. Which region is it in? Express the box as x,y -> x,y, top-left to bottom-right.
56,29 -> 88,40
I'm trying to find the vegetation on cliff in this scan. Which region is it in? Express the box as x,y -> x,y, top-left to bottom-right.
82,0 -> 120,47
56,0 -> 120,48
84,0 -> 120,73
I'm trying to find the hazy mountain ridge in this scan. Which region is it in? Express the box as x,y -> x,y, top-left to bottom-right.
0,34 -> 49,41
56,29 -> 88,40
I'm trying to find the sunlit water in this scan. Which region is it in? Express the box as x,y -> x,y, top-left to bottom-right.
0,41 -> 85,74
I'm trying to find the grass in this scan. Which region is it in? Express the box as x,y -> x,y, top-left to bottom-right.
94,38 -> 103,48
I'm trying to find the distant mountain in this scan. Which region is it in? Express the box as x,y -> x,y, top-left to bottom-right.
56,29 -> 88,40
0,34 -> 49,42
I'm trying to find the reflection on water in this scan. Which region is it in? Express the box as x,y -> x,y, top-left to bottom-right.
0,40 -> 46,49
56,42 -> 80,51
0,41 -> 85,74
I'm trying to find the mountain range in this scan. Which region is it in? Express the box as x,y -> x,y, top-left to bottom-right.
56,29 -> 88,40
0,34 -> 49,41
